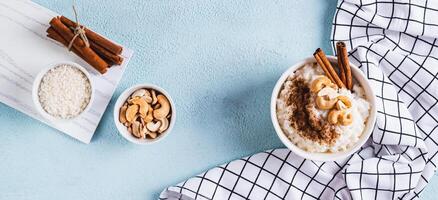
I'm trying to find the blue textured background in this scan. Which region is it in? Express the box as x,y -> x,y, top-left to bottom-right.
1,0 -> 436,199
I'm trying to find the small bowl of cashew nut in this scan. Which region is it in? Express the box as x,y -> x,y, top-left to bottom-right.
114,84 -> 175,145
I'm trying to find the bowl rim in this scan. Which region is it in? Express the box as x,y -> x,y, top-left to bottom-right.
270,56 -> 377,161
32,61 -> 94,123
113,83 -> 176,145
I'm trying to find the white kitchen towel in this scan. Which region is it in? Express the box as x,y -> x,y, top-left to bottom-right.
160,0 -> 438,199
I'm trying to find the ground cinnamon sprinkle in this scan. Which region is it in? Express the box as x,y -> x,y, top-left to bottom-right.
286,76 -> 339,146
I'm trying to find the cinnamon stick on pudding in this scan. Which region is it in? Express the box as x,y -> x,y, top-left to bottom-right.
49,17 -> 108,74
60,16 -> 123,55
313,52 -> 335,83
313,48 -> 345,88
336,44 -> 347,86
336,42 -> 352,90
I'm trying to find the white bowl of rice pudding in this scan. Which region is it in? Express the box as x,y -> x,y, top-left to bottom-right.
271,56 -> 376,161
32,61 -> 94,122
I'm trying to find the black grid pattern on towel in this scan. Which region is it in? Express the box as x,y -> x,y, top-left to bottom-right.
160,0 -> 438,199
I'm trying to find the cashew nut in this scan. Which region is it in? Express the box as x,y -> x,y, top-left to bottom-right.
316,95 -> 337,110
328,110 -> 342,125
151,90 -> 158,105
147,132 -> 158,139
145,107 -> 154,122
129,97 -> 150,118
119,103 -> 128,124
125,104 -> 139,123
328,110 -> 353,125
130,117 -> 148,139
336,96 -> 352,109
138,89 -> 152,103
144,89 -> 151,97
153,95 -> 171,119
131,89 -> 147,98
131,121 -> 142,138
310,76 -> 332,93
158,118 -> 169,133
146,121 -> 161,132
139,126 -> 147,139
317,87 -> 338,99
141,95 -> 153,104
340,111 -> 353,126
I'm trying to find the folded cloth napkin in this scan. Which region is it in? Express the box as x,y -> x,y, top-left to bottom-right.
160,0 -> 438,199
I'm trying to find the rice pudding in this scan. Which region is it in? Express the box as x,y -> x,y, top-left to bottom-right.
276,62 -> 370,153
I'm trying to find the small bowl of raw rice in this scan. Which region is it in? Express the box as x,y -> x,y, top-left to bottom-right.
32,61 -> 94,122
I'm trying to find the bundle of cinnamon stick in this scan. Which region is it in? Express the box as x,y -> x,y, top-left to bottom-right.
313,42 -> 353,90
46,16 -> 123,74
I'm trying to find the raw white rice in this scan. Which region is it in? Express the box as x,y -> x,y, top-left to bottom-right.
38,65 -> 92,119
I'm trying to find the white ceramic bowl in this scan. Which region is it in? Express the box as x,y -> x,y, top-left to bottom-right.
32,61 -> 94,122
271,56 -> 377,161
114,84 -> 176,145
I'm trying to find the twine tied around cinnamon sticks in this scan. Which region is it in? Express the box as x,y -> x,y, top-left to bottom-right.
67,4 -> 89,50
46,4 -> 124,74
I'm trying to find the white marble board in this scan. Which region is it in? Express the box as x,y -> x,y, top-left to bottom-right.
0,0 -> 133,143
